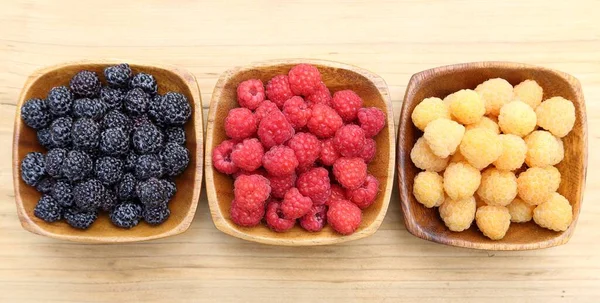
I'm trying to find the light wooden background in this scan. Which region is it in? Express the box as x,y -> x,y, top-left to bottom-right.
1,1 -> 599,302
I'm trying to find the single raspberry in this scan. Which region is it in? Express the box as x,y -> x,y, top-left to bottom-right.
299,205 -> 327,232
533,192 -> 573,232
507,198 -> 534,223
319,138 -> 340,166
281,188 -> 312,219
445,89 -> 485,125
411,98 -> 450,131
331,90 -> 363,122
327,184 -> 347,205
237,79 -> 265,110
476,205 -> 511,240
306,104 -> 343,139
306,82 -> 332,107
498,101 -> 536,137
443,162 -> 481,201
265,200 -> 295,232
413,171 -> 445,208
423,118 -> 465,158
288,64 -> 321,96
333,157 -> 367,190
262,145 -> 298,176
459,128 -> 502,170
282,96 -> 311,130
266,75 -> 294,108
212,140 -> 239,175
287,132 -> 321,170
231,138 -> 264,172
358,138 -> 376,163
225,108 -> 257,140
358,107 -> 386,137
297,167 -> 331,205
535,96 -> 576,138
233,174 -> 271,210
253,100 -> 278,124
439,196 -> 476,232
524,130 -> 564,167
333,124 -> 366,157
267,173 -> 297,199
327,199 -> 362,235
475,78 -> 514,116
346,174 -> 379,209
514,80 -> 543,109
493,134 -> 527,171
477,168 -> 517,206
258,109 -> 294,148
230,199 -> 264,227
517,166 -> 561,206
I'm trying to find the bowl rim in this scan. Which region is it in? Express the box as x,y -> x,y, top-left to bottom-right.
397,61 -> 588,250
205,58 -> 395,246
12,59 -> 204,243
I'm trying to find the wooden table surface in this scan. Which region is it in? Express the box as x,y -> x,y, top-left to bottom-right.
1,1 -> 599,302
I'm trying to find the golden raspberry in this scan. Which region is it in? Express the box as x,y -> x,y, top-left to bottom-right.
475,78 -> 514,116
459,128 -> 503,170
439,196 -> 476,232
413,171 -> 445,208
513,80 -> 543,109
410,137 -> 448,172
507,198 -> 534,223
450,149 -> 467,163
411,97 -> 451,131
445,89 -> 485,125
476,205 -> 511,240
498,101 -> 537,137
517,166 -> 561,205
477,168 -> 517,206
443,162 -> 481,200
533,192 -> 573,232
423,118 -> 465,158
535,97 -> 576,138
493,134 -> 527,171
465,116 -> 500,134
524,131 -> 564,167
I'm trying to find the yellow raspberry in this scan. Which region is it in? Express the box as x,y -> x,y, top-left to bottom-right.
476,205 -> 511,240
445,89 -> 485,125
498,101 -> 537,137
507,198 -> 534,223
423,118 -> 465,158
439,196 -> 476,232
524,131 -> 564,167
517,166 -> 561,205
413,171 -> 445,208
493,134 -> 527,171
443,162 -> 481,200
513,80 -> 543,109
459,128 -> 503,170
465,116 -> 500,134
477,168 -> 517,206
535,97 -> 576,138
533,192 -> 573,232
475,78 -> 514,116
450,149 -> 467,163
410,137 -> 448,172
411,97 -> 451,131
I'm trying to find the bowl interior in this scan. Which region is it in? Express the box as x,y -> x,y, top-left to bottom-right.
14,62 -> 203,243
207,60 -> 394,245
398,62 -> 586,250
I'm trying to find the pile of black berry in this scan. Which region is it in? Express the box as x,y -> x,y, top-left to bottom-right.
19,63 -> 192,230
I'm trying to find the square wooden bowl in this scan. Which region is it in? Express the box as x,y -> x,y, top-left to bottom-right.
205,59 -> 395,246
398,62 -> 587,250
12,60 -> 204,243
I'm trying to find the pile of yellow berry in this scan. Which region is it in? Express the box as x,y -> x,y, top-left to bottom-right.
410,78 -> 576,240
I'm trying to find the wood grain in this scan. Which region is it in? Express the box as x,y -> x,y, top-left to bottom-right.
1,0 -> 600,302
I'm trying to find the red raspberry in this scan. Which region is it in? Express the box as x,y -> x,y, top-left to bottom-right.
212,139 -> 239,175
230,138 -> 264,172
357,107 -> 386,137
306,104 -> 343,139
297,167 -> 331,205
327,199 -> 362,235
265,200 -> 295,232
333,124 -> 366,157
233,167 -> 267,179
230,199 -> 264,227
233,174 -> 271,210
306,82 -> 332,107
331,90 -> 363,122
266,75 -> 294,108
281,188 -> 312,219
262,145 -> 298,176
346,174 -> 379,209
283,96 -> 311,130
287,132 -> 321,170
299,205 -> 327,232
288,64 -> 322,96
327,184 -> 347,205
258,109 -> 295,148
319,138 -> 340,166
358,138 -> 376,163
225,108 -> 257,140
236,79 -> 265,110
267,173 -> 297,199
333,157 -> 367,189
254,100 -> 278,124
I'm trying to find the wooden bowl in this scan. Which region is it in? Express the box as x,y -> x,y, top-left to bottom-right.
12,60 -> 204,243
205,59 -> 395,246
398,62 -> 587,250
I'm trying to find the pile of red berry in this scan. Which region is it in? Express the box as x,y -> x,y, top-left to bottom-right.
212,64 -> 386,235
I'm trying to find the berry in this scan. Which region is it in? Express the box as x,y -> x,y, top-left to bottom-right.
254,100 -> 279,124
423,118 -> 465,158
266,75 -> 294,108
72,118 -> 100,151
331,90 -> 363,122
333,124 -> 366,157
101,110 -> 132,133
95,156 -> 124,186
507,198 -> 534,223
116,173 -> 137,201
262,145 -> 298,176
100,86 -> 125,111
282,96 -> 311,130
35,177 -> 55,194
327,199 -> 362,235
49,116 -> 73,147
297,167 -> 331,205
64,208 -> 97,229
34,195 -> 62,222
513,80 -> 543,109
162,178 -> 177,201
225,108 -> 257,140
237,79 -> 265,110
358,107 -> 386,137
160,142 -> 190,176
498,101 -> 536,137
439,196 -> 476,232
320,138 -> 340,166
517,166 -> 561,206
533,192 -> 573,232
230,199 -> 264,227
157,92 -> 191,126
327,184 -> 347,205
535,96 -> 576,138
299,205 -> 327,232
413,171 -> 445,208
143,203 -> 171,225
306,82 -> 332,107
281,188 -> 312,219
287,132 -> 321,170
346,174 -> 379,209
465,116 -> 500,134
20,152 -> 45,186
306,104 -> 343,139
164,127 -> 186,145
234,174 -> 271,210
45,148 -> 66,178
132,122 -> 164,154
477,168 -> 517,206
265,200 -> 295,232
47,86 -> 73,116
148,94 -> 163,125
231,138 -> 264,172
124,88 -> 149,117
333,157 -> 367,190
101,188 -> 118,212
21,98 -> 51,129
443,162 -> 481,200
212,140 -> 238,175
257,109 -> 294,148
104,63 -> 132,88
124,152 -> 138,172
493,134 -> 527,171
475,78 -> 514,116
267,173 -> 297,199
100,127 -> 129,156
135,154 -> 163,180
130,73 -> 158,95
136,177 -> 167,207
37,128 -> 54,149
288,64 -> 321,96
61,150 -> 93,182
110,202 -> 142,228
476,205 -> 511,240
459,128 -> 502,170
445,89 -> 485,125
70,70 -> 101,97
51,180 -> 74,207
411,97 -> 450,131
358,138 -> 376,163
73,179 -> 105,211
524,131 -> 564,167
